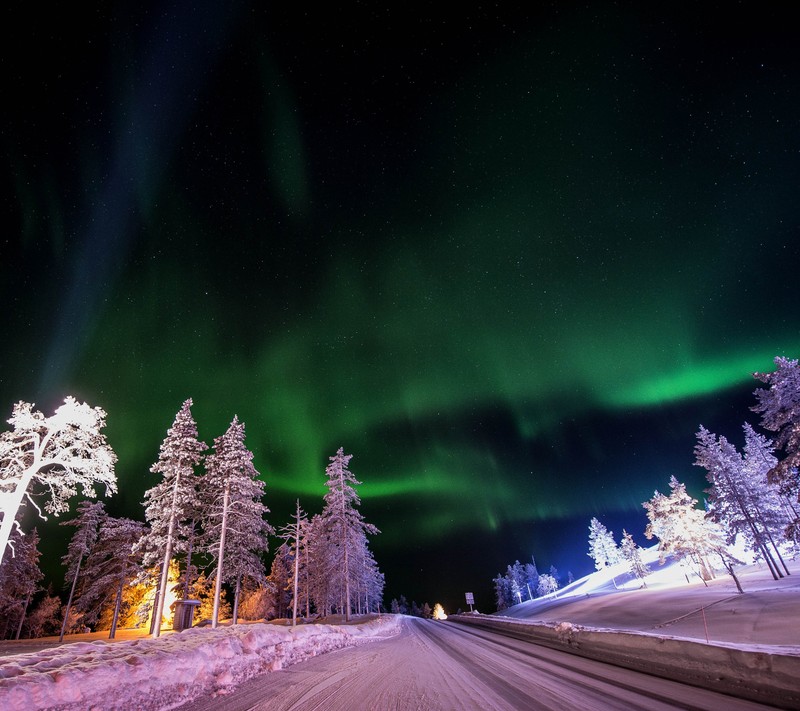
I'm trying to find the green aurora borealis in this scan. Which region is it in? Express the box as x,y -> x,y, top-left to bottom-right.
2,2 -> 799,610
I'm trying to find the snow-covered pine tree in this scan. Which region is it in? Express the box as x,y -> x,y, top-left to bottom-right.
278,500 -> 308,626
0,527 -> 43,639
75,516 -> 146,637
536,573 -> 558,596
59,500 -> 107,640
267,542 -> 294,619
619,529 -> 649,587
316,448 -> 379,621
643,476 -> 744,592
752,357 -> 800,529
139,399 -> 206,637
587,517 -> 621,587
202,416 -> 272,627
741,423 -> 795,568
694,425 -> 788,579
0,397 -> 117,565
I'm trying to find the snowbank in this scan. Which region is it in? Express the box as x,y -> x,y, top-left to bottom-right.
0,616 -> 400,711
450,614 -> 800,708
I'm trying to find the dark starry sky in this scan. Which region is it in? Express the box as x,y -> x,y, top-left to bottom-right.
2,2 -> 799,611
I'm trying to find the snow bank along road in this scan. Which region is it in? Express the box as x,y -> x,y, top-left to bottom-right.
177,617 -> 782,711
0,616 -> 400,710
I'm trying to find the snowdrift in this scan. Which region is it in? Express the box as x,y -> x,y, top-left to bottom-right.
0,616 -> 400,711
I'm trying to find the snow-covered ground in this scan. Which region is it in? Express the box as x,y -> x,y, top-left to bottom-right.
0,616 -> 400,711
496,545 -> 800,649
1,548 -> 799,711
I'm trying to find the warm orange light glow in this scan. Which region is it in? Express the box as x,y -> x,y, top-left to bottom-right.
432,603 -> 447,620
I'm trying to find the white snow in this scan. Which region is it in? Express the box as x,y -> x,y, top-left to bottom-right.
0,616 -> 400,711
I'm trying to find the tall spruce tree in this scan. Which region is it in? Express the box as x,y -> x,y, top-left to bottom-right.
140,399 -> 206,637
203,416 -> 272,627
316,448 -> 379,621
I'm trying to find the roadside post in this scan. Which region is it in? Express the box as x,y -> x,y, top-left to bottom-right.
465,592 -> 474,613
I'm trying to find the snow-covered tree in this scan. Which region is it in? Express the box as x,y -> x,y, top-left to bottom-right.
278,500 -> 308,626
59,500 -> 107,640
0,397 -> 117,565
138,399 -> 206,637
587,517 -> 621,588
536,573 -> 558,596
619,529 -> 649,587
432,602 -> 447,620
314,448 -> 379,621
202,416 -> 272,627
752,357 -> 800,526
643,476 -> 743,591
75,516 -> 146,637
694,424 -> 789,579
0,527 -> 43,639
23,587 -> 62,638
267,542 -> 294,619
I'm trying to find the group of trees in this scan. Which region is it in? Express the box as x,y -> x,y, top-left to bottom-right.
492,558 -> 568,611
493,356 -> 800,612
267,448 -> 384,624
0,397 -> 384,639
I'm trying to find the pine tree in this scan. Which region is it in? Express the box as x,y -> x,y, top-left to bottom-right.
267,542 -> 294,619
587,517 -> 621,588
59,500 -> 107,640
537,573 -> 558,596
0,397 -> 117,565
278,500 -> 307,626
695,424 -> 788,579
315,448 -> 379,621
752,357 -> 800,526
643,476 -> 743,591
0,527 -> 43,639
202,416 -> 272,627
139,399 -> 206,637
619,529 -> 649,587
74,516 -> 146,637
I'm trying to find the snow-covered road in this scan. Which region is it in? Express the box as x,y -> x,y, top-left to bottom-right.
177,617 -> 776,710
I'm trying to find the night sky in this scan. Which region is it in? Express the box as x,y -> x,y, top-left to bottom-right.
2,2 -> 799,613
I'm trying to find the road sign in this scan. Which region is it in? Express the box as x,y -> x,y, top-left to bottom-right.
465,592 -> 474,604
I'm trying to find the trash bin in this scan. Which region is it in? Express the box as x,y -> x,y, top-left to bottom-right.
172,599 -> 201,631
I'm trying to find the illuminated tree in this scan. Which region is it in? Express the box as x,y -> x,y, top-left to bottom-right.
59,500 -> 107,640
588,518 -> 620,570
432,603 -> 447,620
138,399 -> 206,637
202,416 -> 272,627
643,476 -> 743,592
619,529 -> 649,587
0,397 -> 117,565
536,573 -> 558,596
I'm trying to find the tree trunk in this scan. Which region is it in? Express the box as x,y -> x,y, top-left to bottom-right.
232,573 -> 241,625
183,522 -> 196,600
15,591 -> 32,640
212,481 -> 230,629
153,472 -> 182,637
109,559 -> 128,639
59,553 -> 84,642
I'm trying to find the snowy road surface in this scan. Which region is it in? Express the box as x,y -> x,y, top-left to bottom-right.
177,617 -> 776,710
